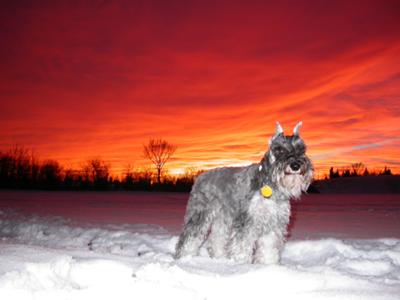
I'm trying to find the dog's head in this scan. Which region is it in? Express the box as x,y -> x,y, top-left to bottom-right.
263,122 -> 313,199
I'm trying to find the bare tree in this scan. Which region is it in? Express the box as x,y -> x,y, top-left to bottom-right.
351,162 -> 365,176
143,139 -> 177,185
82,158 -> 110,190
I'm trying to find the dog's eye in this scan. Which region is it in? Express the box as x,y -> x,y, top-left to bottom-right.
274,146 -> 285,154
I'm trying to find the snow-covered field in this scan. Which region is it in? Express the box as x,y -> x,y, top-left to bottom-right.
0,191 -> 399,299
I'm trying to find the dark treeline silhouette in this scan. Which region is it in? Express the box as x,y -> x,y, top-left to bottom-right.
328,162 -> 393,179
1,147 -> 397,191
0,146 -> 200,192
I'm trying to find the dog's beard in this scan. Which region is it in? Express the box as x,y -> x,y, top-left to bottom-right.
276,167 -> 313,200
280,173 -> 305,199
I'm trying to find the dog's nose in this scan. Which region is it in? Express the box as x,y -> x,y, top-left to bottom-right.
290,162 -> 301,171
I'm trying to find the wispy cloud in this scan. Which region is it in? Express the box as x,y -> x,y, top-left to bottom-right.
0,1 -> 400,175
311,138 -> 400,160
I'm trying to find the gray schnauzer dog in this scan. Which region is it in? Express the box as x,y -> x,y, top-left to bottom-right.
175,122 -> 313,264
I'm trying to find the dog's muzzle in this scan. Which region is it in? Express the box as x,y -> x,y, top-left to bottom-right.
285,161 -> 306,175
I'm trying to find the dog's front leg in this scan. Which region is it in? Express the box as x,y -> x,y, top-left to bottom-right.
253,232 -> 282,264
226,212 -> 257,263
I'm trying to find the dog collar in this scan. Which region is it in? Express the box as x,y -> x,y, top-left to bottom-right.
260,185 -> 273,198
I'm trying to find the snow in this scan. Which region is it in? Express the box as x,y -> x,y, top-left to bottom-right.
0,191 -> 400,299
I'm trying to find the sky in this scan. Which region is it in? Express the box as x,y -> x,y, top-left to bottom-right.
1,0 -> 400,178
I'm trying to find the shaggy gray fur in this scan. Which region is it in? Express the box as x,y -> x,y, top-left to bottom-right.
175,122 -> 313,264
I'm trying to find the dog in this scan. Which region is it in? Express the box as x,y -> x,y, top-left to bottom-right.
175,122 -> 313,264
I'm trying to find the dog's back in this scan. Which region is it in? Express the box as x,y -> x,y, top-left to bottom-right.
186,164 -> 258,217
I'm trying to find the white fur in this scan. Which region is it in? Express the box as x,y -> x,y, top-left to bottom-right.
246,192 -> 290,263
293,121 -> 303,135
269,151 -> 276,164
207,216 -> 231,258
254,232 -> 281,264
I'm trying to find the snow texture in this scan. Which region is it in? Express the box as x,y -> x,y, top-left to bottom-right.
0,191 -> 399,299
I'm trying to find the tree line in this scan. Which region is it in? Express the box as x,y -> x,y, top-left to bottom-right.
0,142 -> 198,192
0,145 -> 396,191
328,162 -> 393,179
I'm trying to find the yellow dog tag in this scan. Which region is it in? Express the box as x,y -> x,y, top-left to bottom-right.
260,185 -> 273,198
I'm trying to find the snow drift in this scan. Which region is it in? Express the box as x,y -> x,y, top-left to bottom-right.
1,201 -> 400,300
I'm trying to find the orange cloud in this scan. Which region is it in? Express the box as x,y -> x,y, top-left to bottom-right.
1,1 -> 400,177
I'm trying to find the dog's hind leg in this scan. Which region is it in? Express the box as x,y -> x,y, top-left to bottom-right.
206,216 -> 230,258
174,210 -> 213,259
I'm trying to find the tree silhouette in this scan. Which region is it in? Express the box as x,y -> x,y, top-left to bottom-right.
0,146 -> 39,188
82,158 -> 110,190
351,162 -> 365,176
380,166 -> 392,176
329,167 -> 339,179
39,159 -> 62,189
122,164 -> 135,190
143,139 -> 177,185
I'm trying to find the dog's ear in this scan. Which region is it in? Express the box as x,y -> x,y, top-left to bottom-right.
293,121 -> 302,136
276,122 -> 284,136
270,122 -> 284,144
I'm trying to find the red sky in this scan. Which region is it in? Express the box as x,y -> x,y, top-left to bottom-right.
1,0 -> 400,178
